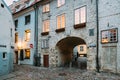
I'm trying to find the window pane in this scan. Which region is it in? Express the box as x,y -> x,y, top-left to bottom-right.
57,0 -> 60,7
25,49 -> 30,59
75,9 -> 80,24
46,4 -> 50,12
43,20 -> 49,32
57,16 -> 61,29
81,7 -> 86,23
62,0 -> 65,5
25,30 -> 31,41
15,33 -> 18,43
61,14 -> 65,28
43,5 -> 46,12
46,20 -> 50,32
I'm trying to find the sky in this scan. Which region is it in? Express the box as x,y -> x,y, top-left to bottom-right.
4,0 -> 17,6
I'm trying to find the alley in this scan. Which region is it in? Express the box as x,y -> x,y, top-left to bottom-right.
1,65 -> 120,80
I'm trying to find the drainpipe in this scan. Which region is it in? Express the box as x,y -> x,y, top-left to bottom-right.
34,3 -> 40,66
96,0 -> 100,72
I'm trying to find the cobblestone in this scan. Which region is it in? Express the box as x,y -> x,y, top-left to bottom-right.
1,65 -> 120,80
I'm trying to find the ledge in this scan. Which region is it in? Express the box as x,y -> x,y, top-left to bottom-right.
41,32 -> 49,36
74,22 -> 86,29
55,28 -> 65,33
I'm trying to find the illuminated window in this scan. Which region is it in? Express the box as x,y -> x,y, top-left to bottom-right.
25,30 -> 31,41
75,6 -> 86,25
101,28 -> 118,43
57,14 -> 65,29
43,3 -> 50,13
57,0 -> 65,7
15,33 -> 18,43
80,46 -> 84,51
43,20 -> 50,32
25,49 -> 30,59
25,15 -> 31,25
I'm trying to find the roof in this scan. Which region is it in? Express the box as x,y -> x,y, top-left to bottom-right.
9,0 -> 41,14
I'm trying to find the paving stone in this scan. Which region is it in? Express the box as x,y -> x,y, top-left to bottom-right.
1,64 -> 120,80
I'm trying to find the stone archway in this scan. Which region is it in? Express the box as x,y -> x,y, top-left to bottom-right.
56,36 -> 87,69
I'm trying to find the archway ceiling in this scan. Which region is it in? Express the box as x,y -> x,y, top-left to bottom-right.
56,37 -> 86,54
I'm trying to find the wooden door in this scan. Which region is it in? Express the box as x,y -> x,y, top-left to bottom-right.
44,55 -> 49,67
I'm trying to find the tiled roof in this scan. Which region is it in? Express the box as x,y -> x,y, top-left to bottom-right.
9,0 -> 41,14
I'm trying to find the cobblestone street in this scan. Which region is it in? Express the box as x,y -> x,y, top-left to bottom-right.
0,65 -> 120,80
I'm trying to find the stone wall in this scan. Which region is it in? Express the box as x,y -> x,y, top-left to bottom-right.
99,0 -> 120,73
38,0 -> 97,70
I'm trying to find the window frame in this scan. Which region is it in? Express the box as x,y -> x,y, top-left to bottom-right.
41,39 -> 49,49
42,20 -> 50,33
57,13 -> 66,29
25,15 -> 31,25
25,29 -> 31,41
3,52 -> 7,60
42,3 -> 50,13
101,28 -> 118,44
15,32 -> 18,43
74,6 -> 86,25
25,49 -> 30,59
15,19 -> 18,30
57,0 -> 65,7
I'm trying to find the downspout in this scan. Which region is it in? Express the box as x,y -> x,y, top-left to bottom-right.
96,0 -> 100,72
34,3 -> 40,66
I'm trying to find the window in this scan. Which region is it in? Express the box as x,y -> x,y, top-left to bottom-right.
41,39 -> 49,49
75,6 -> 86,25
25,49 -> 30,59
89,29 -> 94,36
43,20 -> 50,32
25,30 -> 31,41
80,46 -> 84,51
57,14 -> 65,29
1,3 -> 4,8
25,15 -> 31,25
57,0 -> 65,7
15,20 -> 18,30
101,28 -> 118,43
11,28 -> 12,37
3,52 -> 7,59
15,33 -> 18,43
43,3 -> 50,13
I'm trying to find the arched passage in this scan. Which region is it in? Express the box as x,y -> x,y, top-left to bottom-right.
56,36 -> 87,69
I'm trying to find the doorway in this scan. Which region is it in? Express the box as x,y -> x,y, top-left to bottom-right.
56,36 -> 87,69
15,51 -> 18,64
43,55 -> 49,67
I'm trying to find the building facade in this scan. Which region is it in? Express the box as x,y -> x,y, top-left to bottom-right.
10,0 -> 40,65
9,0 -> 120,73
0,0 -> 14,75
38,0 -> 97,70
99,0 -> 120,73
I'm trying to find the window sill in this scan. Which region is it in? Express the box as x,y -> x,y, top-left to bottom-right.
42,11 -> 50,14
41,32 -> 49,36
55,28 -> 65,33
3,58 -> 7,61
25,58 -> 30,59
74,22 -> 86,29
